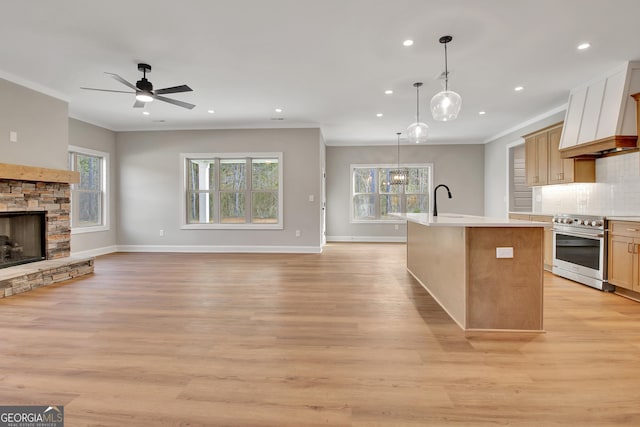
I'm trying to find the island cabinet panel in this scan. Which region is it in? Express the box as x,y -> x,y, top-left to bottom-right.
407,221 -> 466,328
466,227 -> 544,331
406,217 -> 544,332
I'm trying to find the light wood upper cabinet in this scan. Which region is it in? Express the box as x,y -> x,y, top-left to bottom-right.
525,131 -> 548,186
524,123 -> 595,187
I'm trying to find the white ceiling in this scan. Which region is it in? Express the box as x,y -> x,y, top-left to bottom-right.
2,0 -> 640,146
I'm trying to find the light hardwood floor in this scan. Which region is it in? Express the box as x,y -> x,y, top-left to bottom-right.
1,243 -> 640,426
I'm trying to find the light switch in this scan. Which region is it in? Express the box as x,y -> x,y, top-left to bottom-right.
308,194 -> 315,202
9,131 -> 17,143
496,247 -> 514,258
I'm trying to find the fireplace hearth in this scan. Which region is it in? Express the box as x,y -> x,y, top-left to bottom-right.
0,211 -> 46,269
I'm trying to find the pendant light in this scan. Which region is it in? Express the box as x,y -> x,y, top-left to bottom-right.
407,82 -> 429,143
389,132 -> 408,185
431,35 -> 462,122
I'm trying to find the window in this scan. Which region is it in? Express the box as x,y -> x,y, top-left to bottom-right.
351,164 -> 432,222
68,146 -> 109,233
181,153 -> 283,229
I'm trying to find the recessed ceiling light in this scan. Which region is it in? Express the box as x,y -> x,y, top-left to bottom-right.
143,111 -> 150,115
514,86 -> 524,92
479,111 -> 486,115
403,39 -> 414,47
207,109 -> 215,114
376,113 -> 383,117
577,42 -> 591,50
275,108 -> 283,113
384,90 -> 393,95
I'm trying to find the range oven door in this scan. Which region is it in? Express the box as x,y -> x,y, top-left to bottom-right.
552,228 -> 607,289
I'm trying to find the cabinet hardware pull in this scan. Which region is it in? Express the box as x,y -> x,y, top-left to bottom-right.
635,244 -> 639,254
629,243 -> 634,253
627,229 -> 639,232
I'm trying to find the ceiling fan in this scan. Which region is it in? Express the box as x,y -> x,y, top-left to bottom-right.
81,63 -> 195,110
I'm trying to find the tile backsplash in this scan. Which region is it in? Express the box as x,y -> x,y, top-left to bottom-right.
532,151 -> 640,215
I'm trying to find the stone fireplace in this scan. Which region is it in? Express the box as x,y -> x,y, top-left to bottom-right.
0,163 -> 94,298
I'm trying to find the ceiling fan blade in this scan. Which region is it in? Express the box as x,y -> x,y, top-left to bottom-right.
105,72 -> 138,91
133,100 -> 146,108
80,87 -> 135,94
155,85 -> 192,95
153,94 -> 195,110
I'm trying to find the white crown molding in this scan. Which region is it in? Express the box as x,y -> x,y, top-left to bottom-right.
483,103 -> 568,144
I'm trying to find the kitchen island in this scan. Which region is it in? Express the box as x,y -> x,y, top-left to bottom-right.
401,213 -> 546,332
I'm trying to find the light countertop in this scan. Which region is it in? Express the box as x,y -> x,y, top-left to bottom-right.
398,213 -> 547,227
607,216 -> 640,222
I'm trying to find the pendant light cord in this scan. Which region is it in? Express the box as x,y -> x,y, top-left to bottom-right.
416,85 -> 420,122
397,133 -> 401,169
444,41 -> 448,91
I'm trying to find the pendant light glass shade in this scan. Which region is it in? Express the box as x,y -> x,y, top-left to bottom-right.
431,90 -> 462,122
431,35 -> 461,122
389,132 -> 408,185
407,82 -> 429,143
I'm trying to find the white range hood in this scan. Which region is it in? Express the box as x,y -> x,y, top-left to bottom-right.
559,61 -> 640,158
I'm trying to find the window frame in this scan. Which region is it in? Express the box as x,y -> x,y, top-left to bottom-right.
68,145 -> 110,234
180,152 -> 284,230
350,163 -> 433,224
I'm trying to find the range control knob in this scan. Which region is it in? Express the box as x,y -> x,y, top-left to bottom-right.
592,220 -> 600,227
563,218 -> 572,224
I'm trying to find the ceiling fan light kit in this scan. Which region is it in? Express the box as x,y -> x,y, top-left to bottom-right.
81,63 -> 195,110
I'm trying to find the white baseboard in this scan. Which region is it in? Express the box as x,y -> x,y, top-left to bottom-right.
71,245 -> 119,258
327,236 -> 407,243
116,245 -> 322,254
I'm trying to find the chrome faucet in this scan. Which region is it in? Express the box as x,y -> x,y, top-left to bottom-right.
433,184 -> 452,216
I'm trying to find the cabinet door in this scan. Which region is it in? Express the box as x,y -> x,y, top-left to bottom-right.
608,234 -> 635,290
525,137 -> 538,186
547,125 -> 573,184
535,132 -> 548,185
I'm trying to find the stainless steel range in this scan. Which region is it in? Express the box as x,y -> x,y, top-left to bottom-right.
552,214 -> 613,291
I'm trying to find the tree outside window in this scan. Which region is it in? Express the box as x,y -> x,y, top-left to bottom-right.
69,147 -> 108,232
183,153 -> 283,229
351,164 -> 431,222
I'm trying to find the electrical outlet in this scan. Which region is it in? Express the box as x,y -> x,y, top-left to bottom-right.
496,247 -> 514,258
295,230 -> 301,237
159,229 -> 164,237
9,131 -> 17,143
394,224 -> 399,230
308,194 -> 315,202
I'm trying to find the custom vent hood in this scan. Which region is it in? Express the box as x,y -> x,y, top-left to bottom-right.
559,61 -> 640,158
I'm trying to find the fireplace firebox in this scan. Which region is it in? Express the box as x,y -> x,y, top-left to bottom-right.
0,211 -> 46,269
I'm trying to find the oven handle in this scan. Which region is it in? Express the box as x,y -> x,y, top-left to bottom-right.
553,229 -> 605,239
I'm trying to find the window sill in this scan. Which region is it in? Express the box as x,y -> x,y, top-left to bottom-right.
181,223 -> 284,230
71,225 -> 110,234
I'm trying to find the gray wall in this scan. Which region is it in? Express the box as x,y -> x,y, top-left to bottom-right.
326,144 -> 485,241
116,128 -> 324,252
484,111 -> 565,218
0,78 -> 68,169
69,118 -> 118,256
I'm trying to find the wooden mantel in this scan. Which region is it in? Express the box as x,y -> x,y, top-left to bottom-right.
0,163 -> 79,184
